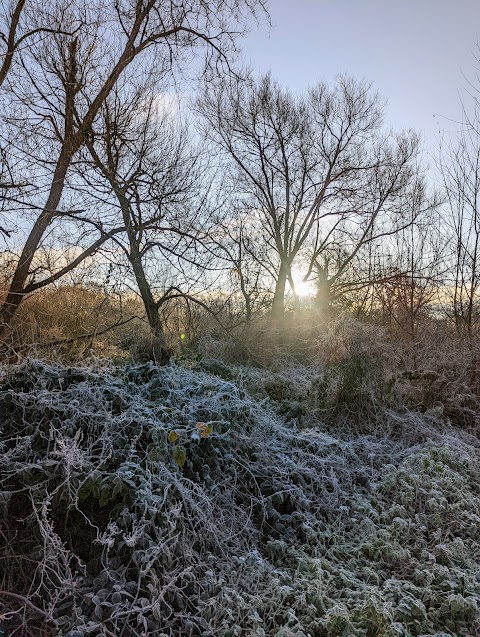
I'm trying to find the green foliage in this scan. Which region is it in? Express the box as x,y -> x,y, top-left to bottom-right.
173,445 -> 187,467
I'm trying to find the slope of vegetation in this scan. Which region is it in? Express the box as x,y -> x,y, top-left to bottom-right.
0,357 -> 479,637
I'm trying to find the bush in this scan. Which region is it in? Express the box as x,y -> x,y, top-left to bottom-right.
0,359 -> 479,636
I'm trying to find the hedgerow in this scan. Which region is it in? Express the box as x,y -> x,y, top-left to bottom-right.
0,359 -> 479,637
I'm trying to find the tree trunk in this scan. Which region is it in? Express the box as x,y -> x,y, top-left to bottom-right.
245,293 -> 252,323
130,249 -> 170,365
0,145 -> 74,340
314,267 -> 332,317
0,39 -> 80,341
272,262 -> 288,319
118,191 -> 170,365
287,269 -> 301,314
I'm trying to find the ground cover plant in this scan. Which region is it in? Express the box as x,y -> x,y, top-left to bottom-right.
0,358 -> 479,637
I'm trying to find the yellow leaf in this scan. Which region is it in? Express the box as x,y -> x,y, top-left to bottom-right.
168,430 -> 178,443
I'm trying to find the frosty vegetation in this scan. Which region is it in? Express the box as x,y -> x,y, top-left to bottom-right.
1,347 -> 479,636
0,0 -> 479,635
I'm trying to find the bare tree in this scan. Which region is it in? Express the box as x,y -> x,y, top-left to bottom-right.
81,82 -> 201,362
372,211 -> 443,367
308,175 -> 439,314
438,118 -> 480,338
198,73 -> 425,319
209,207 -> 271,322
0,0 -> 267,343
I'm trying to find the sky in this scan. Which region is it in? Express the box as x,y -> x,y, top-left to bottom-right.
243,0 -> 480,159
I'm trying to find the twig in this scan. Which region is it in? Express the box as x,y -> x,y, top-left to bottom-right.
0,590 -> 46,616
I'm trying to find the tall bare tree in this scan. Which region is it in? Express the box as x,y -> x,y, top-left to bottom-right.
81,83 -> 200,362
198,73 -> 426,318
0,0 -> 267,343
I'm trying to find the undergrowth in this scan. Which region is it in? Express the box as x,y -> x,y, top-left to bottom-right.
0,359 -> 479,637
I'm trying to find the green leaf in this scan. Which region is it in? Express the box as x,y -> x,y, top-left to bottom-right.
78,480 -> 92,501
99,487 -> 112,507
173,445 -> 187,468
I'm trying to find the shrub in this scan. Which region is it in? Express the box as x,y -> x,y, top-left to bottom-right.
0,359 -> 479,636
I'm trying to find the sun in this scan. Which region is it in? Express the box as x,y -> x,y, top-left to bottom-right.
291,273 -> 316,298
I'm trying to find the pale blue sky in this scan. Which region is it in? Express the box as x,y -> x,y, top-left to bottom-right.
244,0 -> 480,153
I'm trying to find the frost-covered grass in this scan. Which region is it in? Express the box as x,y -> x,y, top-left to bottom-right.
0,359 -> 479,637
